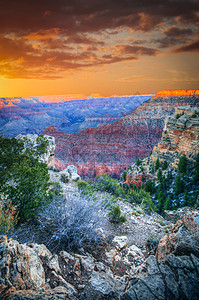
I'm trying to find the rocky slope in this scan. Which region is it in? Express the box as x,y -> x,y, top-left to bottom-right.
1,208 -> 199,300
43,94 -> 199,178
126,106 -> 199,186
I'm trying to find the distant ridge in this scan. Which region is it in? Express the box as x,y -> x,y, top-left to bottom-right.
155,90 -> 199,97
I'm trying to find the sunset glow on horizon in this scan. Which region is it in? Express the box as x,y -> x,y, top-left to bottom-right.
1,0 -> 199,97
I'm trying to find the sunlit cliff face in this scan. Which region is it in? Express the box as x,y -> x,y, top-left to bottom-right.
0,0 -> 199,97
155,90 -> 199,97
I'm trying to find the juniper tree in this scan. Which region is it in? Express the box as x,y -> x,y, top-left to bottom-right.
0,135 -> 50,223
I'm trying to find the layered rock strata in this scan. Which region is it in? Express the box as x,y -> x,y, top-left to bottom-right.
126,106 -> 199,186
155,89 -> 199,97
43,95 -> 199,177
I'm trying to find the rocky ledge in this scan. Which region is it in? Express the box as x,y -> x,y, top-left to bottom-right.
16,134 -> 55,168
1,209 -> 199,300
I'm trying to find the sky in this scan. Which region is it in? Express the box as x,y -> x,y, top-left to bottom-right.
0,0 -> 199,97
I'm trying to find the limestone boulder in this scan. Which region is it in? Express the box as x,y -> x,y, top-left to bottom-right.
156,211 -> 199,261
0,237 -> 76,300
0,236 -> 45,291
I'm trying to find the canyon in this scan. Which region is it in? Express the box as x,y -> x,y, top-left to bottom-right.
43,92 -> 199,178
0,95 -> 148,136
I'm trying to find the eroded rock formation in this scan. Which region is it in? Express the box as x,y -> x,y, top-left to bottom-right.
16,133 -> 55,168
43,95 -> 199,178
1,210 -> 199,300
126,106 -> 199,186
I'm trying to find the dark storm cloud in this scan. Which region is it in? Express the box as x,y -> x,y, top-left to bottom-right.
163,26 -> 194,37
117,45 -> 158,56
1,0 -> 198,35
173,39 -> 199,52
153,25 -> 195,48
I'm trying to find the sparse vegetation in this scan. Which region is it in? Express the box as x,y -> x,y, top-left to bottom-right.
109,206 -> 127,223
176,112 -> 184,119
136,158 -> 141,166
60,173 -> 69,183
39,193 -> 108,250
0,200 -> 18,234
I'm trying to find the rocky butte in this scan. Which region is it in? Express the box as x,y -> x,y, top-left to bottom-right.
126,106 -> 199,186
43,90 -> 199,178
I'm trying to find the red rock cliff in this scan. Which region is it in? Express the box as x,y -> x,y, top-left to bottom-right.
126,106 -> 199,186
155,90 -> 199,97
43,95 -> 199,178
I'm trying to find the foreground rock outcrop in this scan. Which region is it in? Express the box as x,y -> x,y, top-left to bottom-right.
16,134 -> 55,167
1,209 -> 199,300
43,94 -> 199,178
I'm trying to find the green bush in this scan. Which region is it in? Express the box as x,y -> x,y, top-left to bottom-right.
121,170 -> 127,181
109,206 -> 127,223
36,135 -> 49,155
61,173 -> 69,183
140,193 -> 155,213
0,199 -> 18,234
145,180 -> 155,193
77,180 -> 95,195
93,173 -> 126,198
136,158 -> 141,166
194,154 -> 199,182
176,112 -> 184,119
48,166 -> 60,172
128,188 -> 151,205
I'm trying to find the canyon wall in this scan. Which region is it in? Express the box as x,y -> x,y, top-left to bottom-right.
126,106 -> 199,186
43,93 -> 199,178
155,90 -> 199,97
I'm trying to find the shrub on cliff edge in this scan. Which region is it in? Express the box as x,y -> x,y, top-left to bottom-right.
39,192 -> 108,250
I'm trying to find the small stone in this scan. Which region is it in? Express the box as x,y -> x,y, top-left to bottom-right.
78,284 -> 85,289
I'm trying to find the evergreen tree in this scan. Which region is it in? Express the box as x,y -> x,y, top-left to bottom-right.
157,169 -> 163,183
121,171 -> 127,181
151,163 -> 155,173
173,174 -> 184,195
178,154 -> 187,174
183,189 -> 189,206
166,170 -> 172,181
136,158 -> 141,166
164,198 -> 171,210
155,158 -> 160,170
162,160 -> 168,170
0,135 -> 50,223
